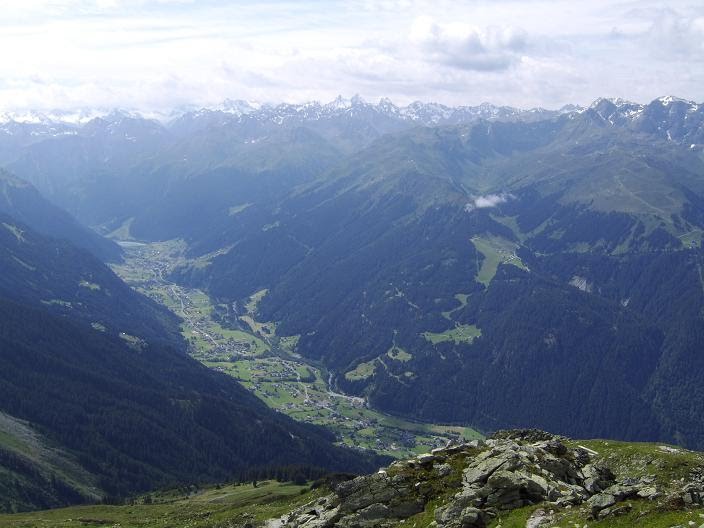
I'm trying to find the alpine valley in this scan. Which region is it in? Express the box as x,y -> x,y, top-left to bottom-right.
2,95 -> 704,526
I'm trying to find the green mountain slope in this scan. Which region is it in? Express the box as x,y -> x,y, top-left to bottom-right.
0,218 -> 383,512
0,170 -> 121,262
0,297 -> 379,502
0,213 -> 180,345
5,97 -> 704,459
0,479 -> 320,527
168,105 -> 704,450
0,411 -> 102,513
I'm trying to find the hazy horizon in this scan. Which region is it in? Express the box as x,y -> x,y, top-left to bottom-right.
1,93 -> 701,125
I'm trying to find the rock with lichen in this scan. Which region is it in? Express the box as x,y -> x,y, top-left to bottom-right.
272,430 -> 704,528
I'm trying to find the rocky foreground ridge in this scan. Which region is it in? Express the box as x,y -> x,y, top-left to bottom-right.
270,430 -> 704,528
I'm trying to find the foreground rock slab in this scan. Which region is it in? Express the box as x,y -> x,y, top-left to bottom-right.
271,429 -> 704,528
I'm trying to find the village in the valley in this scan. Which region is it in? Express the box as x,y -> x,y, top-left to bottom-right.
112,240 -> 481,459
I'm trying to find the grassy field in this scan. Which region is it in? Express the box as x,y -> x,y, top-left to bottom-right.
680,229 -> 704,248
239,314 -> 277,339
111,240 -> 484,459
423,324 -> 481,345
489,214 -> 526,242
387,345 -> 412,362
0,480 -> 317,528
106,217 -> 135,240
470,235 -> 527,286
441,293 -> 469,320
244,288 -> 268,313
565,438 -> 704,486
344,359 -> 378,381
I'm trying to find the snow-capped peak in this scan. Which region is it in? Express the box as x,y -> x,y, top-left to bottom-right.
102,108 -> 144,121
400,101 -> 453,123
0,110 -> 55,125
376,97 -> 399,116
0,108 -> 146,126
588,97 -> 640,109
1,96 -> 699,140
557,104 -> 585,114
656,95 -> 693,106
350,94 -> 367,106
219,99 -> 259,116
327,95 -> 352,110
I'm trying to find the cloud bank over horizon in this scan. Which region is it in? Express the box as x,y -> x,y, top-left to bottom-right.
0,0 -> 702,112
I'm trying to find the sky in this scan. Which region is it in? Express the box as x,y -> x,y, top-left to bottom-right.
0,0 -> 702,112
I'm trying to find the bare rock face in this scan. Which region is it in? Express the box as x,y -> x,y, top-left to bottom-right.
433,435 -> 608,527
277,431 -> 619,527
266,431 -> 704,528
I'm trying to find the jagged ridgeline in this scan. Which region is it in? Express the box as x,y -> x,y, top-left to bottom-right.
2,94 -> 704,516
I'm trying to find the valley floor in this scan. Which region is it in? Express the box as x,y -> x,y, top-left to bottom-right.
111,240 -> 481,459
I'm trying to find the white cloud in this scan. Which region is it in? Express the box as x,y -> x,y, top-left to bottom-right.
0,0 -> 701,112
465,193 -> 513,212
645,10 -> 704,60
410,16 -> 527,71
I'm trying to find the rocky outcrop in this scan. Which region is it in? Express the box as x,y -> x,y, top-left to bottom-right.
272,430 -> 704,527
433,434 -> 609,527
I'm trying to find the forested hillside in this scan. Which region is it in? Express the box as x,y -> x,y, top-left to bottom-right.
0,213 -> 180,345
0,170 -> 121,261
3,96 -> 704,452
165,97 -> 704,449
0,217 -> 382,512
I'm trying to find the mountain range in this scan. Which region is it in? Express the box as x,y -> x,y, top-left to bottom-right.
2,94 -> 704,513
2,95 -> 701,232
1,95 -> 579,129
3,95 -> 700,137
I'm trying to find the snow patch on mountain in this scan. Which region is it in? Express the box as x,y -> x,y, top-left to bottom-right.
0,96 -> 700,146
